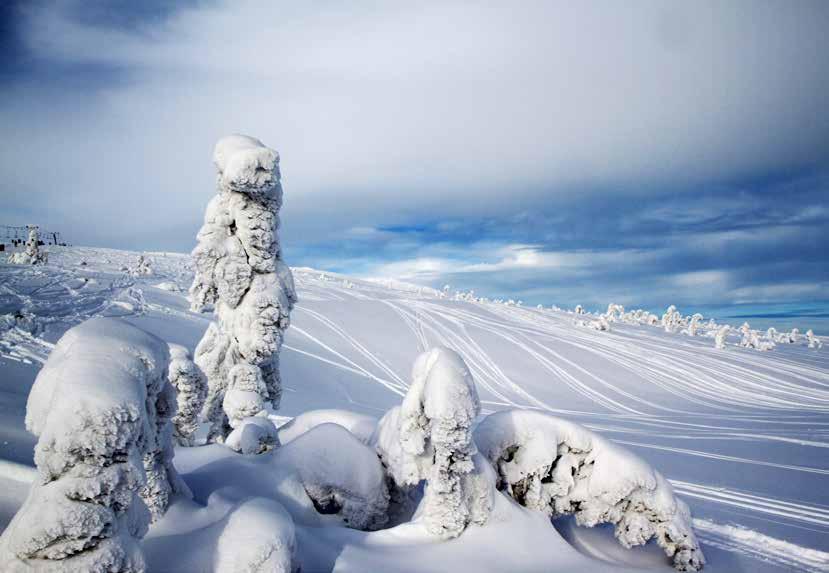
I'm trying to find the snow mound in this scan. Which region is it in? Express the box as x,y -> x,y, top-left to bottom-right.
276,423 -> 389,531
215,497 -> 296,573
226,416 -> 280,455
278,409 -> 378,445
475,409 -> 704,571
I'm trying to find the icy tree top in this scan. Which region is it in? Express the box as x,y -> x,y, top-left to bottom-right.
213,134 -> 281,197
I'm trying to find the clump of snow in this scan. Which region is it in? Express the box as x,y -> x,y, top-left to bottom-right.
215,496 -> 296,573
277,423 -> 389,530
223,363 -> 270,428
374,347 -> 493,539
278,409 -> 377,445
168,344 -> 207,446
226,416 -> 280,455
190,134 -> 297,442
0,318 -> 183,571
7,227 -> 47,265
475,409 -> 705,571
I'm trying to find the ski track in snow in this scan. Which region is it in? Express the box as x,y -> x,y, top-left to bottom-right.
1,247 -> 828,571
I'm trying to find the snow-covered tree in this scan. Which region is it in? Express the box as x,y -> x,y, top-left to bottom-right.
129,254 -> 153,276
574,304 -> 585,315
714,325 -> 730,350
190,135 -> 297,442
0,318 -> 182,571
683,313 -> 704,336
167,344 -> 207,446
373,347 -> 493,539
8,226 -> 47,265
475,409 -> 705,572
807,329 -> 823,349
662,305 -> 683,333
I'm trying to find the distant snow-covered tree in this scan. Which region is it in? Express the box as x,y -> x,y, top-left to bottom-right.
130,254 -> 153,276
714,325 -> 730,350
807,329 -> 823,349
683,313 -> 704,336
0,318 -> 183,571
190,135 -> 297,442
475,409 -> 705,572
8,226 -> 47,265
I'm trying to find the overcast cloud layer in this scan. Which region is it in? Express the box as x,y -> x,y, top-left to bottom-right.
1,0 -> 828,312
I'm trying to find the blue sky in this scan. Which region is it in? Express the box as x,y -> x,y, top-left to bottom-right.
2,1 -> 828,312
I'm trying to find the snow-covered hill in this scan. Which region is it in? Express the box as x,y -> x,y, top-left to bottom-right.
0,246 -> 827,572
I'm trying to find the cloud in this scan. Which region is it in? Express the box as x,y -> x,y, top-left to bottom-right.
0,1 -> 827,311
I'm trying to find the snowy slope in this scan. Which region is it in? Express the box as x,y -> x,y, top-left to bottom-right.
0,246 -> 827,572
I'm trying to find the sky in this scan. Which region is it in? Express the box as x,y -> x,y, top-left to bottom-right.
2,0 -> 828,313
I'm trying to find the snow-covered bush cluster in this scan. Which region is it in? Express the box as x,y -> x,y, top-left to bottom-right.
190,135 -> 297,442
561,301 -> 822,353
8,226 -> 47,265
0,318 -> 182,572
373,347 -> 493,539
475,409 -> 705,571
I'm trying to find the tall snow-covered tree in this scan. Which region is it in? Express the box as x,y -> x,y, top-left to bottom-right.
190,135 -> 297,442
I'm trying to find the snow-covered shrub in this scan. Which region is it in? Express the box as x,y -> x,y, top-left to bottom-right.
215,497 -> 296,573
0,318 -> 182,571
475,409 -> 704,572
190,135 -> 298,442
777,328 -> 799,343
739,323 -> 774,351
807,329 -> 823,349
574,304 -> 585,315
8,226 -> 47,265
589,315 -> 611,332
714,325 -> 730,350
278,423 -> 389,530
683,313 -> 704,336
604,303 -> 624,322
226,416 -> 280,455
373,347 -> 493,539
168,344 -> 207,446
129,254 -> 153,276
662,305 -> 683,333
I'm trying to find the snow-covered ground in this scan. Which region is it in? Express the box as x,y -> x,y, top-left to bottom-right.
0,245 -> 827,572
